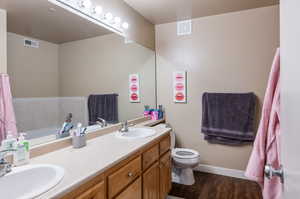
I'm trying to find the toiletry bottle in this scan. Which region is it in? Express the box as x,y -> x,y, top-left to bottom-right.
144,105 -> 150,117
1,131 -> 17,151
158,105 -> 164,120
76,123 -> 82,137
13,133 -> 30,166
151,109 -> 159,120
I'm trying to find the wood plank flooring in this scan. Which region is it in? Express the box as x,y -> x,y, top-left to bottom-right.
169,171 -> 263,199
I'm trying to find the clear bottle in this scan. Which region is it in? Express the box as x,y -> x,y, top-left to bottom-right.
13,133 -> 30,166
1,131 -> 17,151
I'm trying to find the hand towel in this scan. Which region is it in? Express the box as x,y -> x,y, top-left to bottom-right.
201,92 -> 256,145
88,94 -> 118,125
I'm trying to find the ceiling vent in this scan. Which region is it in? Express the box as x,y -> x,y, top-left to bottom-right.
177,20 -> 192,36
24,39 -> 39,48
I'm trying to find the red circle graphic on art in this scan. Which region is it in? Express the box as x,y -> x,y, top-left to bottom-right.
175,92 -> 185,101
175,83 -> 184,91
131,93 -> 138,101
175,73 -> 184,81
131,84 -> 138,92
130,76 -> 138,83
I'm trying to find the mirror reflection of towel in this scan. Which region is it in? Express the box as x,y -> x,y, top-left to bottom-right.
201,92 -> 256,145
0,74 -> 18,143
88,94 -> 118,125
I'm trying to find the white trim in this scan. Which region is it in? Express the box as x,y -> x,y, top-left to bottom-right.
194,164 -> 248,180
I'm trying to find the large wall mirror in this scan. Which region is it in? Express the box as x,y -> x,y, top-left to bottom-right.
1,0 -> 156,145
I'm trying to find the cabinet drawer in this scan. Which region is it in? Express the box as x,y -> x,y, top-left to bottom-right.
159,135 -> 170,155
108,156 -> 141,198
143,144 -> 159,170
115,177 -> 142,199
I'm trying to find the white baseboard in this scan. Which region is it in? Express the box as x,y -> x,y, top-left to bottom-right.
194,164 -> 248,180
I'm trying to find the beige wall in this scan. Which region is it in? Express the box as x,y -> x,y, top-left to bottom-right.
7,32 -> 59,97
0,9 -> 6,73
7,32 -> 156,121
156,5 -> 279,170
92,0 -> 155,50
59,33 -> 156,122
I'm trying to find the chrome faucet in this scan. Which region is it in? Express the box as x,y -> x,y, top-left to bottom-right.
0,149 -> 16,177
96,117 -> 107,127
119,121 -> 134,133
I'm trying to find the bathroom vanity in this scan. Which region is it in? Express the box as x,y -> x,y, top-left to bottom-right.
63,134 -> 171,199
29,124 -> 171,199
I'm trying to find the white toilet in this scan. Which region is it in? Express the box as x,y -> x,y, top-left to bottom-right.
170,131 -> 200,185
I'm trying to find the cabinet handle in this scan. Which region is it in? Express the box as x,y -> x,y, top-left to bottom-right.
128,172 -> 133,177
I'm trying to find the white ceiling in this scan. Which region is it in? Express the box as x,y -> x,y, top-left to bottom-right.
124,0 -> 279,24
0,0 -> 112,44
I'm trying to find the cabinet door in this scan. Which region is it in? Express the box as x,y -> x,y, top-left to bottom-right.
115,177 -> 142,199
143,162 -> 160,199
108,156 -> 141,198
159,151 -> 172,199
75,181 -> 106,199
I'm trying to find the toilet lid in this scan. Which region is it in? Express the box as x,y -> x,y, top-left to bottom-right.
172,148 -> 199,159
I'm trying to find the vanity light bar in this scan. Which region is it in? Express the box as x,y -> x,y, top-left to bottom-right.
48,0 -> 129,37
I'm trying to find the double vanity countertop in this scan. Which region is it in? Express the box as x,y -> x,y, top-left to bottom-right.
30,122 -> 171,199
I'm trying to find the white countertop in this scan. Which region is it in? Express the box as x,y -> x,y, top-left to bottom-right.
30,124 -> 171,199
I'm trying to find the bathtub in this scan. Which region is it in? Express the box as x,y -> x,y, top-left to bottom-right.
26,124 -> 106,146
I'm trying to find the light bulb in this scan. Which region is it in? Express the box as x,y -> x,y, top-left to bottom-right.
94,6 -> 103,14
122,22 -> 129,29
105,12 -> 113,21
114,17 -> 121,24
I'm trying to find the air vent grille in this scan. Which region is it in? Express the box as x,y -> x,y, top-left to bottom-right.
177,20 -> 192,36
24,39 -> 39,48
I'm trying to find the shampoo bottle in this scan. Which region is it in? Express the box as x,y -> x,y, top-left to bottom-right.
158,105 -> 164,120
144,105 -> 150,117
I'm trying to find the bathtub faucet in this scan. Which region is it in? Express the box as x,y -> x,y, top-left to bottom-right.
96,117 -> 107,127
57,113 -> 74,138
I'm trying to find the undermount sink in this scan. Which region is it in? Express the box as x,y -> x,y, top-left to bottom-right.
115,128 -> 156,139
0,164 -> 64,199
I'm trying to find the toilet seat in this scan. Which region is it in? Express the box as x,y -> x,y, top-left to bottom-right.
172,148 -> 199,159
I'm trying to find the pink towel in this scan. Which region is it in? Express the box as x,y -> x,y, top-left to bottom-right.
0,73 -> 18,143
245,48 -> 282,199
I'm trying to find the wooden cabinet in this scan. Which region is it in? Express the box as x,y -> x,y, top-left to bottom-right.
115,177 -> 142,199
108,156 -> 141,198
143,162 -> 160,199
159,136 -> 170,155
75,181 -> 106,199
159,151 -> 172,199
60,133 -> 171,199
143,144 -> 159,171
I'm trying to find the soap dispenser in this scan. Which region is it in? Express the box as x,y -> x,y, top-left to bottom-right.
13,133 -> 30,166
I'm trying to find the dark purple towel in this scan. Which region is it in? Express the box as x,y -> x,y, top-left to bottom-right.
88,94 -> 119,125
201,92 -> 256,145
